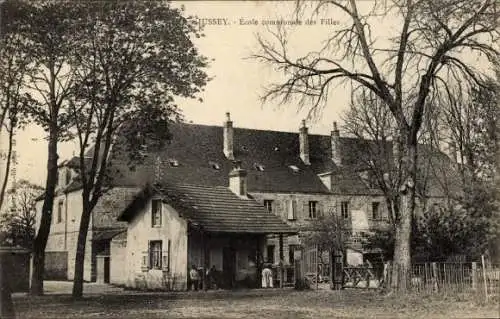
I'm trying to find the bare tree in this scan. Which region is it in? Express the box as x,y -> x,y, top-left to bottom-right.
68,1 -> 208,298
253,0 -> 499,289
0,180 -> 44,248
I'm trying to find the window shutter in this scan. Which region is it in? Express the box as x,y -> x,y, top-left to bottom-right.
162,252 -> 169,272
303,201 -> 309,219
287,200 -> 296,220
162,240 -> 171,272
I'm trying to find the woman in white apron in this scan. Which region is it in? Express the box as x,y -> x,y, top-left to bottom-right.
261,264 -> 273,288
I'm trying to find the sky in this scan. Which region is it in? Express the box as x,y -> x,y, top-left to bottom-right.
0,0 -> 492,187
5,1 -> 359,186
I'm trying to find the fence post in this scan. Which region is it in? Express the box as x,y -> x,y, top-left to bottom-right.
471,262 -> 477,291
431,262 -> 438,292
279,234 -> 284,288
481,255 -> 488,302
366,265 -> 371,288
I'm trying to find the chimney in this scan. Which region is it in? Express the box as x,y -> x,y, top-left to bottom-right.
229,160 -> 248,198
223,112 -> 234,160
299,120 -> 310,165
331,122 -> 341,166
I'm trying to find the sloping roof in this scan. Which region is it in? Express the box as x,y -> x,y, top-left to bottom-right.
61,121 -> 458,197
107,123 -> 331,194
92,229 -> 126,241
119,182 -> 297,234
91,187 -> 142,229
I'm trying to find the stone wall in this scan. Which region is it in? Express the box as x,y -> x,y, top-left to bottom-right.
110,236 -> 127,286
35,190 -> 93,281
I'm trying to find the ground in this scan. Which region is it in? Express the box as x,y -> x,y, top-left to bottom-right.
12,281 -> 499,319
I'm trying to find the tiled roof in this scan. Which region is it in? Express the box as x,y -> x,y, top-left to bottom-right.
63,121 -> 458,197
91,187 -> 142,229
107,123 -> 331,194
119,182 -> 297,234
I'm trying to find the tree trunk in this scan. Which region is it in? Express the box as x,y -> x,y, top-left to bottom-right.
390,135 -> 417,291
72,201 -> 92,298
30,129 -> 58,295
0,126 -> 14,211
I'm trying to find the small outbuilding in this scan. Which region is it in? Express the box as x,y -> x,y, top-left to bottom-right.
0,246 -> 31,293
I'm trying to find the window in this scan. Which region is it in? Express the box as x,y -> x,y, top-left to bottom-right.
151,199 -> 162,227
149,240 -> 162,270
266,245 -> 275,264
372,202 -> 381,220
254,163 -> 265,171
287,200 -> 296,220
288,165 -> 300,173
341,201 -> 349,219
209,161 -> 221,170
57,201 -> 63,223
308,201 -> 318,219
263,200 -> 273,213
168,158 -> 179,167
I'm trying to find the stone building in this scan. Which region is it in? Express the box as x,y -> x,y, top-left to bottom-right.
35,112 -> 454,285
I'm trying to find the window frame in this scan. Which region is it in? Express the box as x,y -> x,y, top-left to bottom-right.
149,240 -> 163,270
308,201 -> 318,219
263,199 -> 273,213
341,201 -> 349,219
371,202 -> 381,220
151,199 -> 162,227
57,200 -> 63,224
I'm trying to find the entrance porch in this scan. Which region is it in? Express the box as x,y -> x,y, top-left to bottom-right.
188,230 -> 291,289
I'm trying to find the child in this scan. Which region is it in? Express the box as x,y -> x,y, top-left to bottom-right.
189,264 -> 200,291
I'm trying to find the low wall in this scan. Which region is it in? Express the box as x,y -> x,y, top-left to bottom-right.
44,251 -> 68,280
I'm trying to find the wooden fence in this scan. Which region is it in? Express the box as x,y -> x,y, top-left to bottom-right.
297,249 -> 499,299
384,261 -> 499,299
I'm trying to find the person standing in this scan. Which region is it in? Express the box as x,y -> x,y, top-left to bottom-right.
261,264 -> 273,288
206,265 -> 218,290
189,264 -> 200,291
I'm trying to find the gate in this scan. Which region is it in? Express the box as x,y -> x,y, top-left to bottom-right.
343,265 -> 379,288
300,245 -> 319,288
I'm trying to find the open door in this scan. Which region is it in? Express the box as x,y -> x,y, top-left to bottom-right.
104,257 -> 110,284
222,247 -> 236,288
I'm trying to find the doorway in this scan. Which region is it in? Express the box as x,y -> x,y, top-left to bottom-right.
104,256 -> 110,283
222,247 -> 236,288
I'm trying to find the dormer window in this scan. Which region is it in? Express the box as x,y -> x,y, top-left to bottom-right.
288,165 -> 300,173
168,158 -> 179,167
263,199 -> 273,213
209,161 -> 221,170
254,163 -> 265,171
